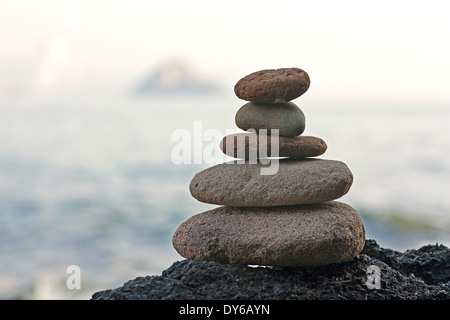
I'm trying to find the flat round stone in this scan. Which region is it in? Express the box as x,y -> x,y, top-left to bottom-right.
220,133 -> 327,159
172,202 -> 366,266
235,102 -> 305,137
234,68 -> 310,103
189,158 -> 353,207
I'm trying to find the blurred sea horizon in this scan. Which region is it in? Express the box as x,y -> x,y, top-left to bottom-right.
1,86 -> 449,299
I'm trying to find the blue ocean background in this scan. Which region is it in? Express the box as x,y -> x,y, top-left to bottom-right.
0,90 -> 449,299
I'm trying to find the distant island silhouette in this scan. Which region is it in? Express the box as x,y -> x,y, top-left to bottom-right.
133,59 -> 220,96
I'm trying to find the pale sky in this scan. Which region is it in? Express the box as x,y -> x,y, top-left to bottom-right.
1,0 -> 450,102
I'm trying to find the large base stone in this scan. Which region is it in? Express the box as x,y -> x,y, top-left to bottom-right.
172,201 -> 365,267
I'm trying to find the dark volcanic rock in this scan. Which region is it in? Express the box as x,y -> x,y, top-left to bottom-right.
363,239 -> 450,286
91,239 -> 450,300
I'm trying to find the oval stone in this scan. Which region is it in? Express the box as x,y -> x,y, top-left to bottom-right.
220,133 -> 327,159
189,158 -> 353,206
172,202 -> 366,266
235,102 -> 305,137
234,68 -> 310,103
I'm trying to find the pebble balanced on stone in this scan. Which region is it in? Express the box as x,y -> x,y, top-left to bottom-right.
173,68 -> 366,267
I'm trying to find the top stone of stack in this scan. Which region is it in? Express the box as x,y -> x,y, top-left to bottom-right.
234,68 -> 310,103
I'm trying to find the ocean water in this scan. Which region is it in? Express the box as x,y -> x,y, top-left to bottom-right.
0,91 -> 449,299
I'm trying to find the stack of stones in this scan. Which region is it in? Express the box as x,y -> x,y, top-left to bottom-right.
173,68 -> 366,267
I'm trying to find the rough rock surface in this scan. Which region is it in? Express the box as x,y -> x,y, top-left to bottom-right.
172,202 -> 365,266
235,102 -> 305,137
189,158 -> 353,206
234,68 -> 310,103
220,133 -> 327,159
91,239 -> 450,300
